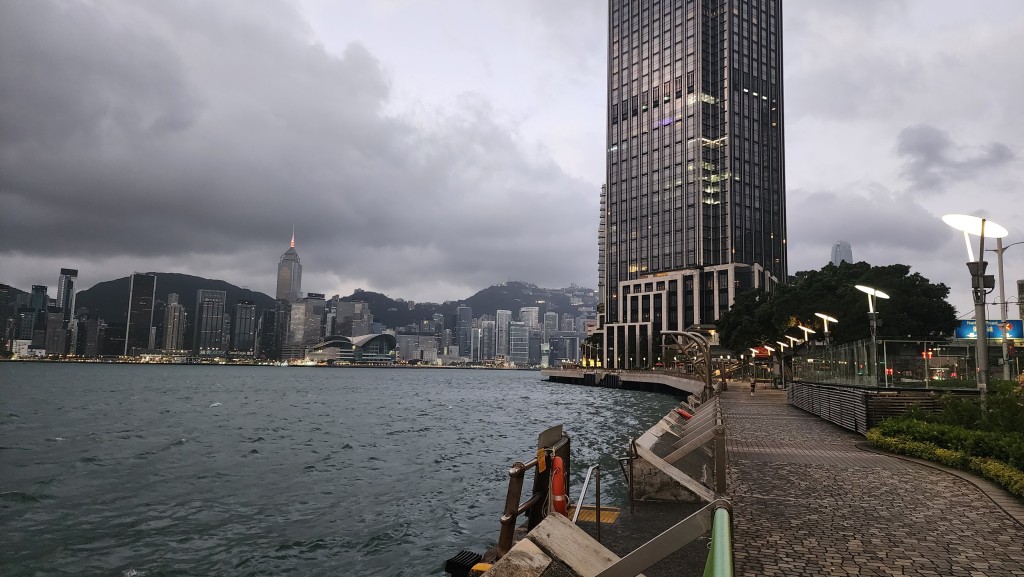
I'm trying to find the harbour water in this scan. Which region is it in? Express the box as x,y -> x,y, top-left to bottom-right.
0,363 -> 680,576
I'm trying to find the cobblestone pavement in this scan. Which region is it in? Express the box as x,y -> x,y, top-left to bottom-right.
722,386 -> 1024,576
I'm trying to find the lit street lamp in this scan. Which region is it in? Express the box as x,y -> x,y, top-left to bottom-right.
855,284 -> 890,385
815,313 -> 838,382
776,341 -> 789,389
943,214 -> 1009,394
814,313 -> 838,336
798,325 -> 816,344
987,239 -> 1024,382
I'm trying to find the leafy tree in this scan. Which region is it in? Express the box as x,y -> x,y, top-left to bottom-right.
717,262 -> 957,353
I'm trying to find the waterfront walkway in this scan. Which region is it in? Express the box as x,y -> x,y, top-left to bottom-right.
722,385 -> 1024,576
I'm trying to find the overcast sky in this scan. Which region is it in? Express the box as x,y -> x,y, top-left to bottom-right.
1,1 -> 1022,319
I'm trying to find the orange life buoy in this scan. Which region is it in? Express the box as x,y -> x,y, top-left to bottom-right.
675,408 -> 693,419
551,456 -> 568,516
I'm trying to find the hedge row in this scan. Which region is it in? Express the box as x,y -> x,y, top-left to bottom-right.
866,429 -> 1024,501
875,418 -> 1024,470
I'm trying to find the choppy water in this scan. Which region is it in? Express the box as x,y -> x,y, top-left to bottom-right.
0,363 -> 680,576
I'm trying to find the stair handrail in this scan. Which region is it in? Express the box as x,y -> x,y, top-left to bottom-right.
571,463 -> 603,542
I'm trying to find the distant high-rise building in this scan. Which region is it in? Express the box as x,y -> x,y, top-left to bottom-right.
509,321 -> 530,366
289,293 -> 326,345
163,293 -> 187,351
30,285 -> 48,311
1017,279 -> 1023,320
495,310 -> 512,359
830,240 -> 853,266
44,309 -> 66,355
232,300 -> 257,354
276,230 -> 302,302
600,0 -> 787,369
194,289 -> 227,355
561,313 -> 575,333
543,311 -> 559,342
457,306 -> 473,358
519,307 -> 540,329
331,299 -> 372,337
256,308 -> 280,360
480,320 -> 496,361
125,273 -> 156,355
56,268 -> 77,323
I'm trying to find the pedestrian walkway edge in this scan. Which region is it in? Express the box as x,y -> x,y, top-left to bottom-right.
854,441 -> 1024,528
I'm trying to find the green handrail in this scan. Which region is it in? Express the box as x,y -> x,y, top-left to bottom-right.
702,506 -> 734,577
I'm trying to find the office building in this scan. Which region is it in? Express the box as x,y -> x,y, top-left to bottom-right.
495,309 -> 512,359
1018,280 -> 1023,320
289,293 -> 326,345
509,321 -> 530,366
830,240 -> 853,266
56,268 -> 77,322
125,273 -> 156,355
519,307 -> 540,329
396,334 -> 438,364
232,300 -> 257,354
276,230 -> 302,302
543,311 -> 559,342
194,289 -> 227,355
480,320 -> 496,361
600,0 -> 786,368
457,306 -> 473,358
163,293 -> 187,352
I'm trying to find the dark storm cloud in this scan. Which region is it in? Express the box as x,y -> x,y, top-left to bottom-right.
896,124 -> 1016,192
0,1 -> 596,299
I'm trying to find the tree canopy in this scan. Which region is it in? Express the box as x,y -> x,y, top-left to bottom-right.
716,262 -> 958,354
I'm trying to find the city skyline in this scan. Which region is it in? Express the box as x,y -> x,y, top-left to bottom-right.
1,1 -> 1022,317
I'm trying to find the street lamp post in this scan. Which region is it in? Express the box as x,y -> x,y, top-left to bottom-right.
776,341 -> 789,389
815,313 -> 838,383
987,239 -> 1024,382
763,344 -> 776,387
943,214 -> 1009,394
855,285 -> 890,386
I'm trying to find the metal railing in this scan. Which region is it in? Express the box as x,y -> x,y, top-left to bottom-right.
594,499 -> 734,577
495,432 -> 570,559
572,464 -> 602,542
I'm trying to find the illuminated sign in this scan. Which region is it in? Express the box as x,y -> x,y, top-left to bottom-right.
955,319 -> 1023,340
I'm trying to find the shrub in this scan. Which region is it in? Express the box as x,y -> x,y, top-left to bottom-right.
866,429 -> 1024,501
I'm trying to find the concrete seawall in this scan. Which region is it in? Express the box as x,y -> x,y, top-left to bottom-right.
541,369 -> 707,397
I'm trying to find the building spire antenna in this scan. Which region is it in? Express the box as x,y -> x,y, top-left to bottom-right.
290,226 -> 295,249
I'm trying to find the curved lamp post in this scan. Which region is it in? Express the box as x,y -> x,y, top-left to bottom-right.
855,285 -> 890,385
943,214 -> 1009,393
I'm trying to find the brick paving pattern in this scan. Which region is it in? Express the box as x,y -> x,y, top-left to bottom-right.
722,387 -> 1024,576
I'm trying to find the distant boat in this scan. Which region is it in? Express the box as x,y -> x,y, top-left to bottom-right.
278,361 -> 289,367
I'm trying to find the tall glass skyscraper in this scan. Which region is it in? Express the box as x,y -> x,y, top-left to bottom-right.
56,268 -> 77,322
601,0 -> 786,368
125,272 -> 157,355
276,230 -> 302,302
194,289 -> 227,356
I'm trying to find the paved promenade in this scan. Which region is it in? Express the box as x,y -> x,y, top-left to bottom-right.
722,386 -> 1024,577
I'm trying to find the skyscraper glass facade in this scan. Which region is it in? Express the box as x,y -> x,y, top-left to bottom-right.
125,273 -> 156,355
602,0 -> 786,368
276,232 -> 302,303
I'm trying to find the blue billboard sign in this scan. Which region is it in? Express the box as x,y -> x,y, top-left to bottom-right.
955,319 -> 1023,339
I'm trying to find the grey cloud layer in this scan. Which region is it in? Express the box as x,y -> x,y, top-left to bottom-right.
0,1 -> 596,300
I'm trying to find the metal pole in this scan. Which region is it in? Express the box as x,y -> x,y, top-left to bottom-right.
975,221 -> 989,394
595,466 -> 601,543
997,238 -> 1010,382
868,309 -> 878,386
